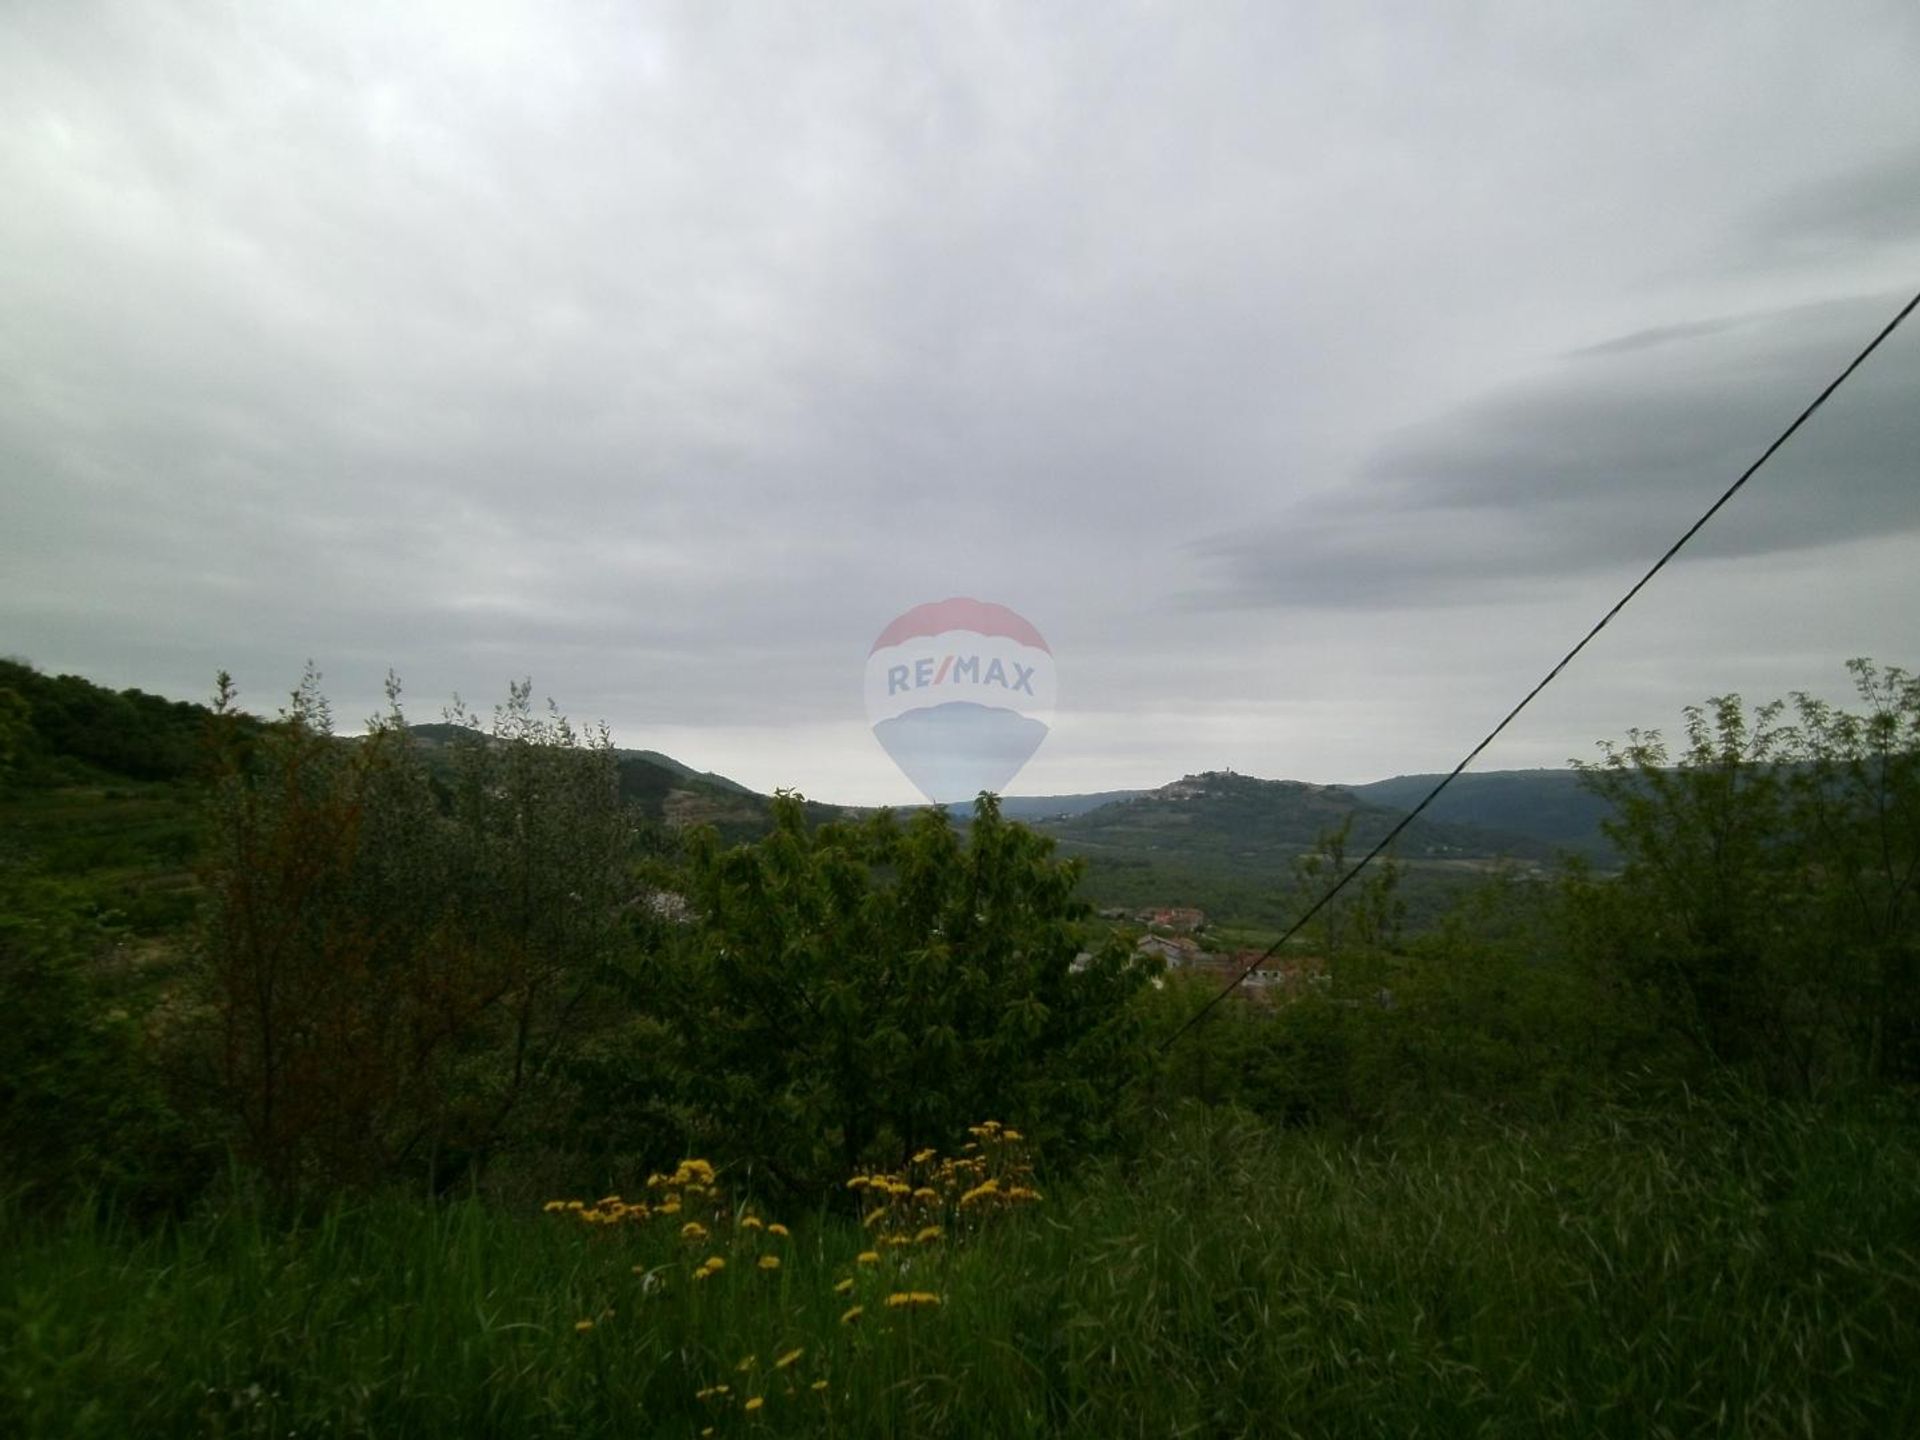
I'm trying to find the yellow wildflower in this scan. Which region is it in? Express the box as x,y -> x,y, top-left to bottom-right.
912,1186 -> 937,1202
840,1305 -> 864,1325
833,1277 -> 855,1294
658,1200 -> 682,1216
695,1384 -> 732,1401
767,1222 -> 790,1238
703,1255 -> 726,1273
775,1347 -> 804,1370
884,1291 -> 942,1309
912,1147 -> 937,1164
744,1396 -> 764,1413
542,1200 -> 566,1213
757,1254 -> 780,1271
681,1221 -> 709,1241
741,1214 -> 764,1231
856,1250 -> 880,1265
574,1319 -> 594,1333
846,1175 -> 870,1189
915,1225 -> 943,1244
1002,1128 -> 1023,1141
811,1379 -> 829,1393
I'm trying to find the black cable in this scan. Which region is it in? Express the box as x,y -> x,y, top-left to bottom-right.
1160,286 -> 1920,1051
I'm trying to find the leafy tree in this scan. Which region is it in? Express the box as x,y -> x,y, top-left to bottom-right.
666,794 -> 1151,1196
1572,661 -> 1920,1094
192,669 -> 640,1195
1286,816 -> 1405,972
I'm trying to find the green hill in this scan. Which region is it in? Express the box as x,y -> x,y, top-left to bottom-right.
1034,770 -> 1556,930
1343,769 -> 1616,858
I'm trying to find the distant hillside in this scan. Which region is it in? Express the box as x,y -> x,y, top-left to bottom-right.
406,721 -> 825,841
1343,769 -> 1616,858
945,789 -> 1149,822
1033,770 -> 1555,930
1045,770 -> 1547,861
620,749 -> 754,796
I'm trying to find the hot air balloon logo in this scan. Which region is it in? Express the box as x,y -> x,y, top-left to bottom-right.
865,598 -> 1056,805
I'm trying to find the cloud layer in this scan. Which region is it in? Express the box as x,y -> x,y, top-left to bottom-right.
4,2 -> 1917,802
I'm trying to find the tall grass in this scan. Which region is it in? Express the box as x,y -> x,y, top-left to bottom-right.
5,1096 -> 1916,1437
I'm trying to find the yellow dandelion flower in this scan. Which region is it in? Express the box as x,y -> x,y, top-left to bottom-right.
856,1250 -> 880,1265
741,1215 -> 764,1231
912,1147 -> 937,1164
574,1319 -> 595,1333
833,1277 -> 855,1294
840,1305 -> 863,1325
744,1396 -> 764,1413
658,1200 -> 682,1216
704,1255 -> 726,1272
681,1220 -> 709,1241
775,1347 -> 804,1370
885,1291 -> 942,1309
695,1384 -> 732,1401
912,1186 -> 937,1202
811,1379 -> 829,1393
767,1222 -> 790,1238
542,1200 -> 566,1212
1002,1128 -> 1023,1141
915,1225 -> 943,1244
847,1175 -> 870,1189
758,1254 -> 781,1271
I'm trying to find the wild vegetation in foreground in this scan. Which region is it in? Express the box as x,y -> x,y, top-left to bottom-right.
3,657 -> 1918,1434
5,1096 -> 1917,1438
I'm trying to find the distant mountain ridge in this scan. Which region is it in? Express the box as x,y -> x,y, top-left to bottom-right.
1037,770 -> 1555,863
1341,769 -> 1614,857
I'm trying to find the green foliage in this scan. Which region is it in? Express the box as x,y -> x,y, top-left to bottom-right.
664,794 -> 1152,1195
4,1098 -> 1916,1437
0,868 -> 199,1211
1572,660 -> 1920,1094
1284,815 -> 1405,968
192,669 -> 641,1196
0,659 -> 213,786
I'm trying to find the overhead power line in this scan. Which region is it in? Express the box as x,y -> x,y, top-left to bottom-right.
1160,285 -> 1920,1051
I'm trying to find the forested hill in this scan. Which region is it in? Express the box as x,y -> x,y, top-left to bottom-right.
1040,770 -> 1552,861
406,721 -> 826,840
1029,770 -> 1567,927
1344,769 -> 1616,858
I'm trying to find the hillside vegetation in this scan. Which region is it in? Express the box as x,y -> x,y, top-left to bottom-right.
2,657 -> 1917,1435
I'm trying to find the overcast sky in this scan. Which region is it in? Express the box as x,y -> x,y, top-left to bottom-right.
4,2 -> 1917,805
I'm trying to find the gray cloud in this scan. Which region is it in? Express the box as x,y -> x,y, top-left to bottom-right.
3,2 -> 1919,800
1192,292 -> 1920,610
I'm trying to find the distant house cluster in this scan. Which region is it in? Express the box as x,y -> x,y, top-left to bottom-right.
1134,933 -> 1329,1001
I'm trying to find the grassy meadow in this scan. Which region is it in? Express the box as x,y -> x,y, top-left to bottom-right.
6,1097 -> 1917,1439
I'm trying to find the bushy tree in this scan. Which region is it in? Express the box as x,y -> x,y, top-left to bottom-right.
1572,660 -> 1920,1094
193,669 -> 639,1195
665,794 -> 1151,1195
